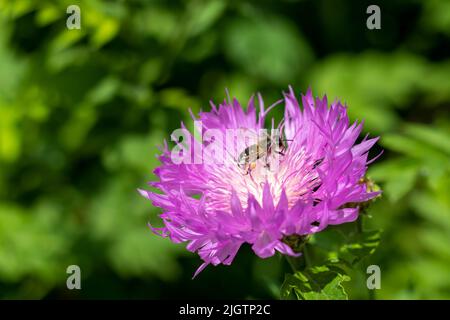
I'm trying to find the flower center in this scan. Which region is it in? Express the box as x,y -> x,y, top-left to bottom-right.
203,142 -> 321,212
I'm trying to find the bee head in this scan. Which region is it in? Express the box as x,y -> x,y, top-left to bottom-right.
237,153 -> 248,169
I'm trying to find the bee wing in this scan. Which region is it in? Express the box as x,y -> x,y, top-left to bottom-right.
236,127 -> 269,148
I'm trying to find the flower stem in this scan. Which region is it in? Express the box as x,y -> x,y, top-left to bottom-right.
357,215 -> 364,234
286,247 -> 308,272
303,244 -> 311,267
286,255 -> 299,272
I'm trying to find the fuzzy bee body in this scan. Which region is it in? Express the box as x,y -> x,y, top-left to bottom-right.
237,134 -> 287,174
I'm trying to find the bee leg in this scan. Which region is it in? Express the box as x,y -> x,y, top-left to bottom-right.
249,174 -> 257,185
242,162 -> 255,175
246,162 -> 257,179
275,145 -> 286,156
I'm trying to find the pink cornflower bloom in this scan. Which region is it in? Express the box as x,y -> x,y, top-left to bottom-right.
139,87 -> 381,277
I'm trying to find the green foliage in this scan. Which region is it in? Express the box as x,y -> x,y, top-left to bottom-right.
224,15 -> 313,85
281,264 -> 350,300
282,225 -> 382,300
335,230 -> 382,266
0,0 -> 449,299
367,122 -> 450,299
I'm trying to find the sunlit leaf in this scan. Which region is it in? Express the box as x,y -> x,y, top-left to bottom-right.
189,0 -> 226,36
281,264 -> 350,300
338,230 -> 382,265
403,124 -> 450,155
224,15 -> 313,84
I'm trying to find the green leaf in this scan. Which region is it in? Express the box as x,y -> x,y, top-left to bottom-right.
384,165 -> 419,202
160,88 -> 201,113
423,0 -> 450,36
132,7 -> 177,43
382,134 -> 447,163
87,177 -> 184,280
419,227 -> 450,261
281,265 -> 350,300
0,202 -> 72,286
91,18 -> 120,48
35,4 -> 61,26
410,191 -> 450,231
86,76 -> 120,105
224,15 -> 313,84
189,0 -> 226,36
367,155 -> 421,202
403,123 -> 450,156
338,230 -> 382,266
368,158 -> 419,181
312,226 -> 382,267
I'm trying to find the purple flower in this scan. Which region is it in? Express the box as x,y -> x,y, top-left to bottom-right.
139,87 -> 381,277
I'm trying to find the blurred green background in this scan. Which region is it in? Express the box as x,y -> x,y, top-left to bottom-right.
0,0 -> 449,299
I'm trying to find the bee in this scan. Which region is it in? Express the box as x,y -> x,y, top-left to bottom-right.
237,132 -> 289,175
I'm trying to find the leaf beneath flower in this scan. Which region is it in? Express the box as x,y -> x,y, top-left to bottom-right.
281,265 -> 350,300
338,229 -> 382,266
